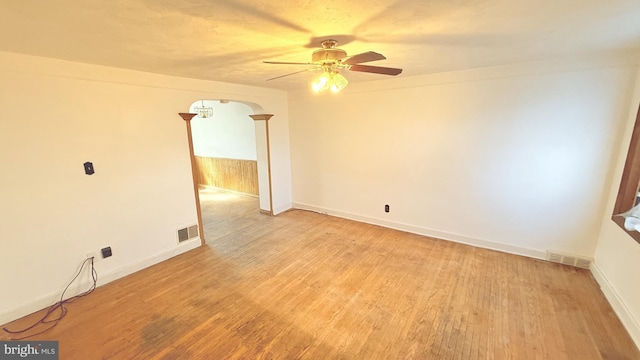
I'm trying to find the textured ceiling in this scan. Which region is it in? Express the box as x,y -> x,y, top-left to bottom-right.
1,0 -> 639,91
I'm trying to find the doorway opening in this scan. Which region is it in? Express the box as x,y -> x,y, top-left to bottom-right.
188,99 -> 271,245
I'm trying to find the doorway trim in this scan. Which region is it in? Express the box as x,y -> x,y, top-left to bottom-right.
178,112 -> 206,245
179,111 -> 275,245
249,114 -> 274,215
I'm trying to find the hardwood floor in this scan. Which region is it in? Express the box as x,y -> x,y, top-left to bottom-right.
198,186 -> 262,247
2,189 -> 638,359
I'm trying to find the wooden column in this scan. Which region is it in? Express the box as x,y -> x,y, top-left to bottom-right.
179,112 -> 205,244
249,114 -> 274,215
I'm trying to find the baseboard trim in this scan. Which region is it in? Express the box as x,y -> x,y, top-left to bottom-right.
292,203 -> 640,346
0,239 -> 201,326
590,262 -> 640,350
292,202 -> 547,260
95,238 -> 201,287
273,202 -> 293,216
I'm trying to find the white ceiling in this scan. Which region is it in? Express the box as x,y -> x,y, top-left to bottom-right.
1,0 -> 639,91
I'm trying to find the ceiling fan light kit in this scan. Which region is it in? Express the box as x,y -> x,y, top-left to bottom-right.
264,39 -> 402,93
311,68 -> 349,93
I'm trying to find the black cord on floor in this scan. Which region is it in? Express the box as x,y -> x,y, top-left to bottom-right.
2,257 -> 98,340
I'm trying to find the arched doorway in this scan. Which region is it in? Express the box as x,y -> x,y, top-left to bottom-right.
182,99 -> 273,244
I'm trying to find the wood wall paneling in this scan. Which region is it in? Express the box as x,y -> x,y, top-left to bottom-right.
195,156 -> 259,196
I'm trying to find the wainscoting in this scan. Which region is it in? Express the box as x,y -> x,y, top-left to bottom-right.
195,156 -> 259,195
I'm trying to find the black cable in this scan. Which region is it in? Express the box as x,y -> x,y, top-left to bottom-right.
3,257 -> 98,340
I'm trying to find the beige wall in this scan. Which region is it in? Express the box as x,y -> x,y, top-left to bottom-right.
0,51 -> 291,324
593,65 -> 640,348
288,52 -> 638,259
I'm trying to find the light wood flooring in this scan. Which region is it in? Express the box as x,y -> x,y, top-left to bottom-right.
198,186 -> 262,247
1,188 -> 638,359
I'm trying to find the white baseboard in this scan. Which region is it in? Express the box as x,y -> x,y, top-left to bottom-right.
0,239 -> 201,326
590,262 -> 640,350
95,238 -> 201,287
292,202 -> 547,260
292,203 -> 640,349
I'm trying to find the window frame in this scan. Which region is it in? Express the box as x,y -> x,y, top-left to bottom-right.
612,103 -> 640,244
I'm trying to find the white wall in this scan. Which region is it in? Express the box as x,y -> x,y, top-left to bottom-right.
289,52 -> 638,259
190,101 -> 257,160
267,104 -> 293,215
0,51 -> 292,324
593,65 -> 640,348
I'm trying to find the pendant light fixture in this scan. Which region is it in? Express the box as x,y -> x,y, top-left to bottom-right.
194,100 -> 214,118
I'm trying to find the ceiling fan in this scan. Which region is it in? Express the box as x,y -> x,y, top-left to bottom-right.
263,39 -> 403,93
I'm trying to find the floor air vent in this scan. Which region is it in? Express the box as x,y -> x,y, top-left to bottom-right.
546,251 -> 591,269
177,225 -> 199,242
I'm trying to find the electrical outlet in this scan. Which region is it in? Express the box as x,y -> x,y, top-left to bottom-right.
86,252 -> 99,262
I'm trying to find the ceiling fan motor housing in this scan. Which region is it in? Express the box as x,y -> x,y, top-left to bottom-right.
312,48 -> 348,64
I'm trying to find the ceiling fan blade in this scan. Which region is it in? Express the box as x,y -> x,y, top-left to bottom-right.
266,68 -> 319,81
263,61 -> 314,65
348,64 -> 403,76
343,51 -> 386,65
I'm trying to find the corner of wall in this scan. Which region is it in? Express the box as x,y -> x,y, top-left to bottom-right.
590,261 -> 640,349
591,64 -> 640,351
